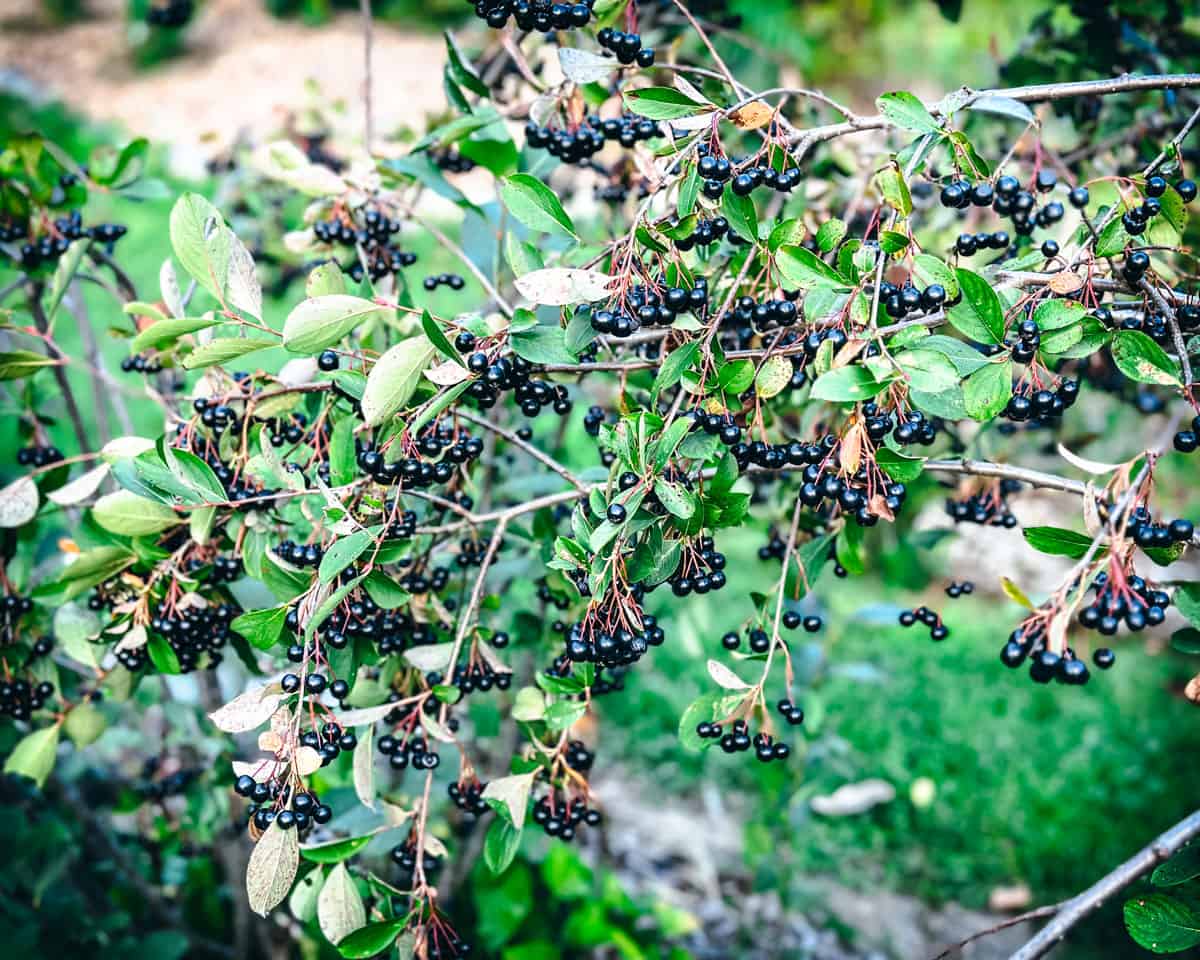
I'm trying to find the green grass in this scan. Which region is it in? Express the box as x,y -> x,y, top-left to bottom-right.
596,561 -> 1200,957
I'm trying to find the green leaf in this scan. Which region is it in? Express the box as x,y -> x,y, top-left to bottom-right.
948,269 -> 1005,344
755,355 -> 793,399
1095,213 -> 1131,257
183,337 -> 276,370
876,91 -> 940,134
1175,584 -> 1200,630
301,835 -> 375,864
420,309 -> 460,362
499,174 -> 576,239
962,360 -> 1012,420
362,335 -> 437,426
63,701 -> 106,747
622,87 -> 711,121
1111,330 -> 1181,386
775,246 -> 849,290
147,634 -> 182,674
678,691 -> 723,752
717,358 -> 755,395
653,479 -> 695,519
652,341 -> 699,400
720,189 -> 758,243
131,315 -> 221,352
93,490 -> 180,536
232,604 -> 290,650
911,254 -> 959,297
338,921 -> 408,959
967,96 -> 1036,124
3,725 -> 59,788
1022,525 -> 1095,559
0,350 -> 58,381
1033,299 -> 1086,330
362,572 -> 409,609
810,366 -> 885,402
896,349 -> 959,393
169,193 -> 231,303
306,261 -> 347,298
33,546 -> 135,604
814,219 -> 845,252
283,296 -> 392,354
769,217 -> 807,251
874,164 -> 912,217
655,418 -> 694,469
319,528 -> 376,583
1152,845 -> 1200,886
510,325 -> 576,365
876,448 -> 925,482
1170,628 -> 1200,655
1125,893 -> 1200,953
484,818 -> 522,874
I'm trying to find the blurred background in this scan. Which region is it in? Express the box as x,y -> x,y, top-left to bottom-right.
2,1 -> 1200,958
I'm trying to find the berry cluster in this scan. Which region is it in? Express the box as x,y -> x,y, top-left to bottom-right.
944,580 -> 975,598
237,776 -> 334,833
0,680 -> 53,721
699,157 -> 802,200
940,170 -> 1066,242
697,718 -> 790,761
999,622 -> 1097,685
16,444 -> 64,468
596,26 -> 655,66
1125,504 -> 1194,550
1078,571 -> 1170,635
563,613 -> 663,667
312,209 -> 417,282
1121,175 -> 1197,235
1002,379 -> 1079,425
3,210 -> 127,271
448,778 -> 490,817
377,730 -> 440,771
142,600 -> 237,673
945,481 -> 1020,527
1174,415 -> 1200,454
423,273 -> 465,292
591,277 -> 708,337
524,114 -> 661,165
1,594 -> 34,645
120,353 -> 164,375
878,280 -> 948,319
673,215 -> 731,250
474,0 -> 593,31
898,605 -> 950,641
531,791 -> 602,841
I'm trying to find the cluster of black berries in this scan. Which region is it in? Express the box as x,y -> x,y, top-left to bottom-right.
879,280 -> 947,319
698,718 -> 790,761
312,209 -> 417,282
583,404 -> 613,438
945,580 -> 975,598
939,170 -> 1066,242
1000,622 -> 1101,685
563,614 -> 663,667
190,396 -> 242,437
356,429 -> 484,488
137,761 -> 201,803
776,697 -> 805,726
673,215 -> 729,250
592,277 -> 708,337
728,295 -> 801,334
448,778 -> 490,817
1119,308 -> 1177,349
391,831 -> 440,878
945,481 -> 1020,527
955,230 -> 1013,257
1,594 -> 34,645
474,0 -> 593,31
146,0 -> 193,26
1078,571 -> 1169,635
463,352 -> 570,417
1173,415 -> 1200,454
423,273 -> 465,292
531,791 -> 602,841
664,540 -> 727,596
301,719 -> 358,766
120,353 -> 164,375
1121,175 -> 1197,235
1124,504 -> 1195,549
4,210 -> 127,271
276,539 -> 323,568
1010,317 -> 1042,364
0,679 -> 54,721
596,26 -> 655,66
898,605 -> 950,641
185,554 -> 242,584
1002,379 -> 1079,425
862,403 -> 939,446
700,158 -> 802,200
16,444 -> 64,468
377,730 -> 440,770
237,777 -> 334,832
525,114 -> 661,165
449,659 -> 513,695
795,464 -> 908,527
399,563 -> 452,596
143,601 -> 236,673
432,148 -> 476,173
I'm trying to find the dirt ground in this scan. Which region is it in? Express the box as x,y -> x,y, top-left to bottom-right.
1,0 -> 449,173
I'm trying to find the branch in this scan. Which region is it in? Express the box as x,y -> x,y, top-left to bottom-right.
455,408 -> 588,492
930,903 -> 1062,960
29,283 -> 91,455
1008,808 -> 1200,960
923,458 -> 1088,496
